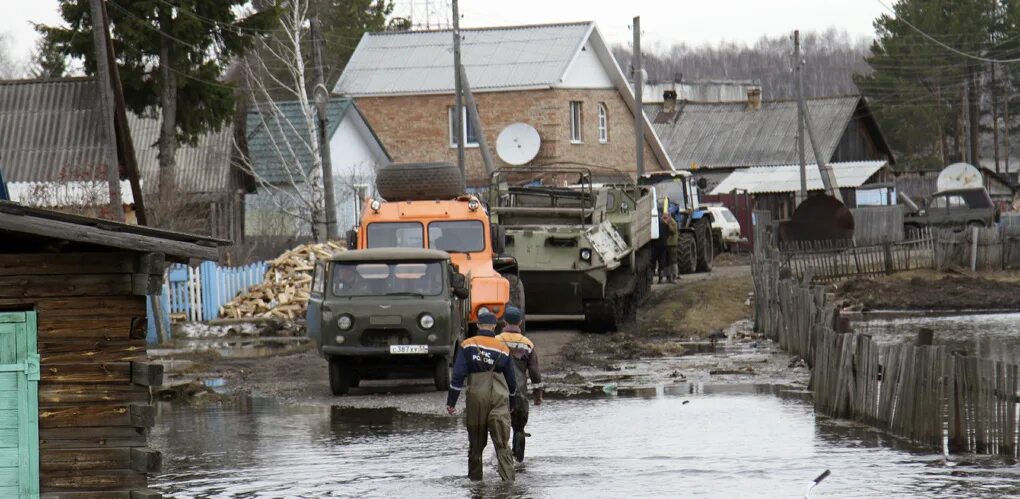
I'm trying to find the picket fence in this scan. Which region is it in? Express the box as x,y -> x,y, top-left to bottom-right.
165,260 -> 268,322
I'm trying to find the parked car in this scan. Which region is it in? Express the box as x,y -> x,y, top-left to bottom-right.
902,187 -> 998,231
704,205 -> 743,252
307,247 -> 470,395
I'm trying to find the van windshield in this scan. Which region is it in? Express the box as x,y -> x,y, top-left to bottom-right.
332,261 -> 444,297
429,220 -> 485,253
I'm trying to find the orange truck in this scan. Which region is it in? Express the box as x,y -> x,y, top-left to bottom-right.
346,163 -> 523,328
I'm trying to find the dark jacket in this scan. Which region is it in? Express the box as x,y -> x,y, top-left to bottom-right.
495,326 -> 542,389
447,330 -> 518,407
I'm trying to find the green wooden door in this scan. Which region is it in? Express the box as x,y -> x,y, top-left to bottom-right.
0,312 -> 39,498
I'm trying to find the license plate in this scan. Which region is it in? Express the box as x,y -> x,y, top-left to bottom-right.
390,345 -> 429,354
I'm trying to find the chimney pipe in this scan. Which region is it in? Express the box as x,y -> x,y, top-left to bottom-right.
663,90 -> 678,113
747,88 -> 762,111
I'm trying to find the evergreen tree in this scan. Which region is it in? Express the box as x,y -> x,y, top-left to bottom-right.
27,35 -> 67,79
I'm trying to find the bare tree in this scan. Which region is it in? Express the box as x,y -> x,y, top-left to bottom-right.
237,0 -> 328,241
0,32 -> 23,79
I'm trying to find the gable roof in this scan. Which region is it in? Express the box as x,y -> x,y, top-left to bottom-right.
335,22 -> 593,96
647,96 -> 893,170
128,112 -> 235,194
0,77 -> 114,183
335,21 -> 674,171
711,160 -> 888,195
246,98 -> 387,184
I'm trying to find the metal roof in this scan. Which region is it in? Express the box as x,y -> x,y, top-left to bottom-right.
648,96 -> 889,169
128,112 -> 235,194
335,22 -> 593,96
245,98 -> 355,184
710,161 -> 888,195
0,77 -> 113,183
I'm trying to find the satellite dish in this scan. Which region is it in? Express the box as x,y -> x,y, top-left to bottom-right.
496,123 -> 541,165
937,163 -> 983,191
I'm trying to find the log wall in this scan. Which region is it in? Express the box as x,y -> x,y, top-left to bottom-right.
0,252 -> 163,498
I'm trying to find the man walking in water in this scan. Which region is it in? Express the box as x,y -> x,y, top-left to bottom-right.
447,311 -> 518,481
495,306 -> 543,462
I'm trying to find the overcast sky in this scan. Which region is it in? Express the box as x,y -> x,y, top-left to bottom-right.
2,0 -> 886,66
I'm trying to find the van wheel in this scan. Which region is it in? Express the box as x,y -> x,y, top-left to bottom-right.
328,359 -> 354,396
434,357 -> 451,391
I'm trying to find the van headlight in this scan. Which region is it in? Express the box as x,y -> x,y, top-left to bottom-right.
419,313 -> 435,329
337,315 -> 353,330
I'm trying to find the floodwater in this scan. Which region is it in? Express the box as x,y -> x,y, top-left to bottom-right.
853,312 -> 1020,361
149,384 -> 1020,498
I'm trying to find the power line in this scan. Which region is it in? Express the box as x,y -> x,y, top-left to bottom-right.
875,0 -> 1020,64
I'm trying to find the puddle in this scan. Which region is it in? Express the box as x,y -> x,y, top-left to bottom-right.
150,384 -> 1020,498
853,312 -> 1020,361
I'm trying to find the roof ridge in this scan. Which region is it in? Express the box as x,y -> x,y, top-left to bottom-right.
366,20 -> 594,36
0,76 -> 93,86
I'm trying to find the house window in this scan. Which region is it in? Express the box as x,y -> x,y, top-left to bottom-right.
448,106 -> 478,147
569,101 -> 583,144
597,103 -> 608,143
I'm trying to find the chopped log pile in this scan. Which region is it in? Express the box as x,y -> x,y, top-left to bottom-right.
219,242 -> 344,320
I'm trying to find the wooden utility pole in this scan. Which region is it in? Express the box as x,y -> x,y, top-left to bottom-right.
459,65 -> 494,175
793,35 -> 842,203
452,0 -> 465,178
992,62 -> 1001,173
311,17 -> 338,240
632,16 -> 645,176
794,30 -> 807,205
90,0 -> 125,222
100,0 -> 146,225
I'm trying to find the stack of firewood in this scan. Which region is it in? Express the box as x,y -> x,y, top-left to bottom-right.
219,241 -> 344,320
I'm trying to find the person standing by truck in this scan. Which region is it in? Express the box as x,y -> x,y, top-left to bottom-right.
495,306 -> 543,462
446,312 -> 518,481
663,212 -> 679,283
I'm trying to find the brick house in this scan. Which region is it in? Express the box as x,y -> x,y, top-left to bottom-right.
334,22 -> 672,185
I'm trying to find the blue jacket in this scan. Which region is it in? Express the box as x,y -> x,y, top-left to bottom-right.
446,330 -> 517,407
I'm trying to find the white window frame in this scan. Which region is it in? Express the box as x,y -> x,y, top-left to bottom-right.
448,106 -> 479,148
569,101 -> 583,144
597,103 -> 608,144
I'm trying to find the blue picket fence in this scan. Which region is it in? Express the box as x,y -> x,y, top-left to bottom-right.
165,260 -> 268,323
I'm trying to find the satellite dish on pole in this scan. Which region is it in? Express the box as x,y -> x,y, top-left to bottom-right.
496,123 -> 541,165
937,163 -> 983,191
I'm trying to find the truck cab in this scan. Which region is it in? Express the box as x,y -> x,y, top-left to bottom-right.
349,195 -> 515,325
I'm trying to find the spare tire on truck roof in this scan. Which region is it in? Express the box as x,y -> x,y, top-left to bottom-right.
376,162 -> 465,201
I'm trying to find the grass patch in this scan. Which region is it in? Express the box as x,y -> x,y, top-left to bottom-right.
639,276 -> 753,338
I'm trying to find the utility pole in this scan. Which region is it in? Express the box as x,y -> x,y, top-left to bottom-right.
794,30 -> 807,206
459,64 -> 494,175
311,17 -> 338,240
90,0 -> 125,222
452,0 -> 465,179
793,34 -> 842,203
632,16 -> 645,177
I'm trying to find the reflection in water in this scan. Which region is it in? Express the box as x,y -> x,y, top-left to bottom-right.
150,386 -> 1020,498
853,313 -> 1020,361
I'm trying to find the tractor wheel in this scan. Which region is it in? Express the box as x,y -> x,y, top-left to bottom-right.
375,162 -> 465,201
328,358 -> 355,396
676,232 -> 697,275
694,220 -> 714,272
503,273 -> 526,331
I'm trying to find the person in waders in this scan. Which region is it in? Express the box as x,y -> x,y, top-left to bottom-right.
494,306 -> 543,463
446,311 -> 518,481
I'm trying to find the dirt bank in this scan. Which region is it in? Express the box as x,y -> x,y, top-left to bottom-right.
835,270 -> 1020,311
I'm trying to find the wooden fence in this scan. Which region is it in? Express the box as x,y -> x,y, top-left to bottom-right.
850,206 -> 904,246
166,260 -> 269,322
752,242 -> 1020,457
934,225 -> 1020,272
780,228 -> 934,283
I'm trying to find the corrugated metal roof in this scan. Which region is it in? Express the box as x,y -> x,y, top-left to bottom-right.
245,98 -> 353,184
128,112 -> 235,194
649,96 -> 862,169
6,180 -> 135,206
334,22 -> 593,96
0,78 -> 113,182
710,160 -> 888,195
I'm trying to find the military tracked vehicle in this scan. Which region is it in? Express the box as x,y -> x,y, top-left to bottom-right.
488,167 -> 655,333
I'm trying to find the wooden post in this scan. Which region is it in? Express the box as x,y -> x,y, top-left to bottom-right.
971,226 -> 979,272
451,0 -> 465,179
632,16 -> 645,177
89,0 -> 125,222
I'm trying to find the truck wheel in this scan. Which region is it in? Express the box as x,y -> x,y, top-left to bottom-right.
503,273 -> 526,331
694,220 -> 714,272
676,233 -> 697,274
375,162 -> 465,201
434,358 -> 451,391
328,358 -> 354,396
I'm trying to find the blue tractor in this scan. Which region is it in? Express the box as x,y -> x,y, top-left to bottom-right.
638,171 -> 715,274
0,162 -> 8,201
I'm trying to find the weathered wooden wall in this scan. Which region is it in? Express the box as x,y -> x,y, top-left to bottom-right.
0,252 -> 163,498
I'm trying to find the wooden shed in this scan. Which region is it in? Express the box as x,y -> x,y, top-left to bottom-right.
0,201 -> 224,497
